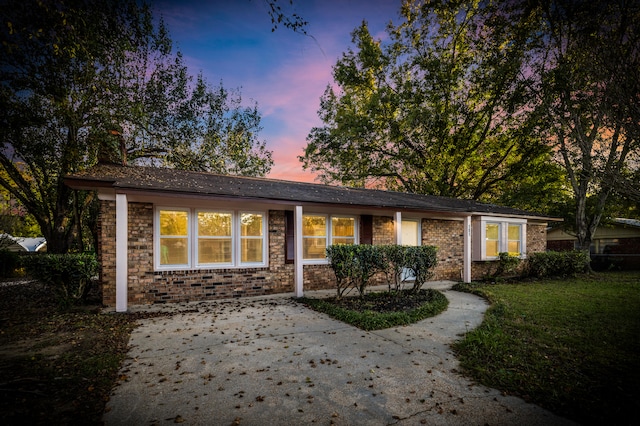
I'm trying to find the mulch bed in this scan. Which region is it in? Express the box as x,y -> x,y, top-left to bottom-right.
325,288 -> 441,313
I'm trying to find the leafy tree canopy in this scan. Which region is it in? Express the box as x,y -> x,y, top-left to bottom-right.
302,0 -> 640,251
301,1 -> 561,205
0,0 -> 273,252
527,0 -> 640,249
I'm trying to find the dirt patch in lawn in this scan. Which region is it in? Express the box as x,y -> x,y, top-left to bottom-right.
0,279 -> 169,425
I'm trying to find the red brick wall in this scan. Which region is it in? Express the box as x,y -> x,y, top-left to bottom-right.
421,219 -> 464,281
99,200 -> 116,306
373,216 -> 394,245
527,223 -> 547,254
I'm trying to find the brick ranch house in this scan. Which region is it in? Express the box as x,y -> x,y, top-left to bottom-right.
65,164 -> 555,312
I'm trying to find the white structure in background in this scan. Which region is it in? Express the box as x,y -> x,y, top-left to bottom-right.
0,234 -> 47,252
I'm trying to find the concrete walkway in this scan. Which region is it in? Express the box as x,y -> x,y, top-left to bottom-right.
104,282 -> 575,425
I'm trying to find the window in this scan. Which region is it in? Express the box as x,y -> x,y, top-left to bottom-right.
332,217 -> 355,245
159,210 -> 189,266
302,215 -> 327,259
197,212 -> 232,265
485,223 -> 500,258
302,214 -> 357,261
156,208 -> 266,269
507,224 -> 521,256
240,213 -> 264,263
473,217 -> 526,260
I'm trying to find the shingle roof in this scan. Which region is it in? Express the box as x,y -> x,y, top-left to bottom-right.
65,164 -> 553,219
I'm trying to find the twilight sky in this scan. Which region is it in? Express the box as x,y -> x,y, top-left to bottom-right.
152,0 -> 402,182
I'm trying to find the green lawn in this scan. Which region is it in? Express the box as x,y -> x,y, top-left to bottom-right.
452,271 -> 640,425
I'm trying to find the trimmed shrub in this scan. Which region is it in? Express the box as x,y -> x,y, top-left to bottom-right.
492,252 -> 522,279
326,244 -> 438,297
350,244 -> 387,296
380,244 -> 409,291
325,244 -> 357,297
527,250 -> 590,278
326,244 -> 387,297
22,253 -> 99,308
403,245 -> 438,292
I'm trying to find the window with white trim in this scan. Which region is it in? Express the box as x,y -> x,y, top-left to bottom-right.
302,214 -> 357,261
507,224 -> 522,256
159,209 -> 190,266
240,213 -> 264,263
472,217 -> 526,260
156,208 -> 267,269
197,211 -> 233,265
485,223 -> 500,258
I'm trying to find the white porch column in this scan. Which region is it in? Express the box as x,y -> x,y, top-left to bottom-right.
115,193 -> 128,312
463,215 -> 472,283
394,211 -> 402,245
294,205 -> 304,298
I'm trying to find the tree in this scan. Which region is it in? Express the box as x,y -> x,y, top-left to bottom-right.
528,0 -> 640,250
301,1 -> 559,203
264,0 -> 309,34
0,0 -> 273,253
0,181 -> 40,237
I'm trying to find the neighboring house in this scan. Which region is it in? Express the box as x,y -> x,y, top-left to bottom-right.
65,164 -> 557,312
547,218 -> 640,270
0,234 -> 47,252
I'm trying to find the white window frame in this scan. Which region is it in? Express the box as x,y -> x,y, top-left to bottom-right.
157,207 -> 191,268
472,217 -> 527,261
302,213 -> 358,264
155,207 -> 268,270
196,209 -> 235,268
237,211 -> 267,267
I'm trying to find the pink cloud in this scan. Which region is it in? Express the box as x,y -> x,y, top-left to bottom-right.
151,0 -> 401,183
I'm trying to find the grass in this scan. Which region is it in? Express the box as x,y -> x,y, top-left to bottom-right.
299,288 -> 449,330
451,271 -> 640,425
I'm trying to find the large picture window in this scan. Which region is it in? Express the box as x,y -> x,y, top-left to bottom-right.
156,208 -> 267,269
302,214 -> 357,261
473,217 -> 526,261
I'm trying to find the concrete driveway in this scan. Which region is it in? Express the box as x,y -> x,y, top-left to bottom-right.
104,283 -> 575,425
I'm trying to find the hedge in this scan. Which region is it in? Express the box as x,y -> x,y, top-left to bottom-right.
22,253 -> 99,308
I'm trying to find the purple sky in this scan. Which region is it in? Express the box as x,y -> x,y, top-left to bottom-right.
152,0 -> 401,182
